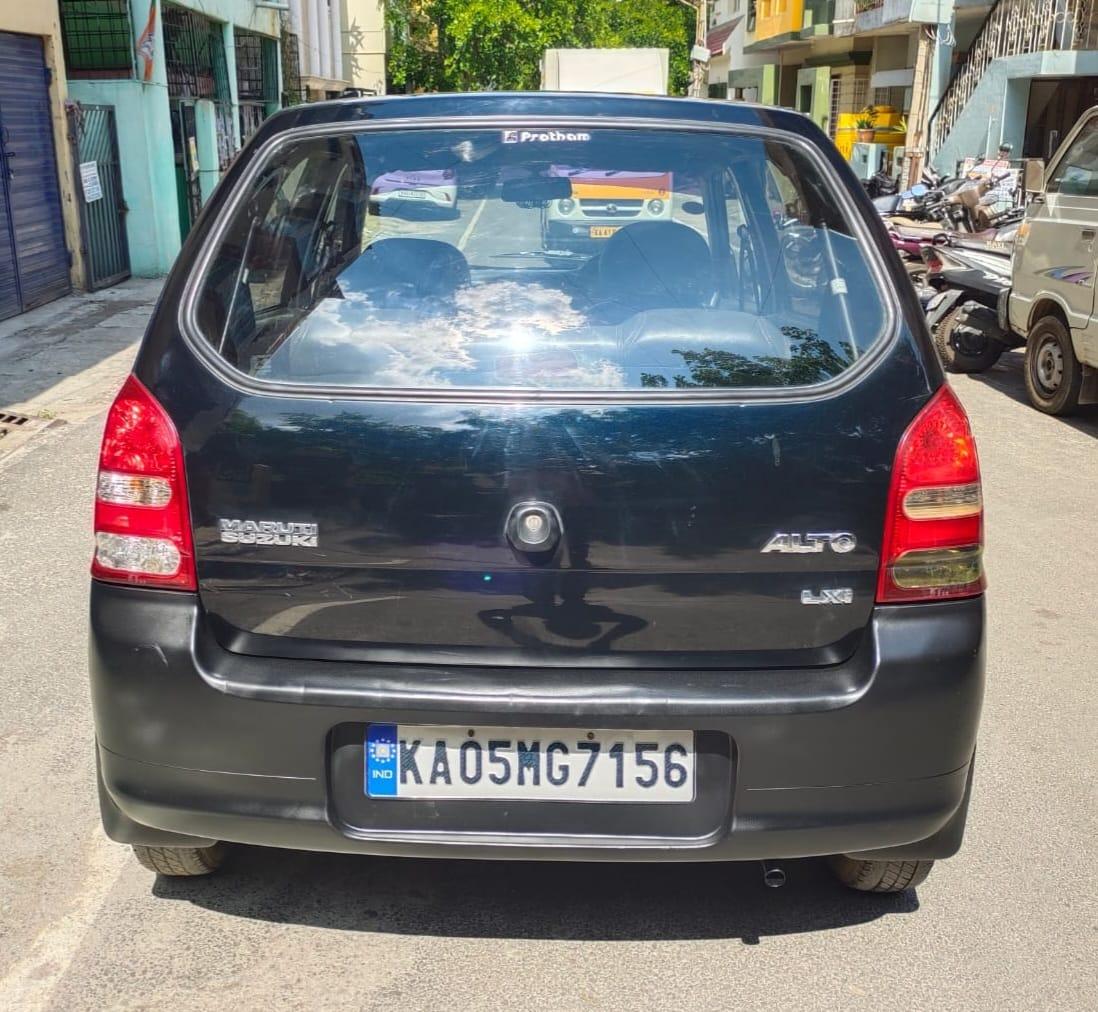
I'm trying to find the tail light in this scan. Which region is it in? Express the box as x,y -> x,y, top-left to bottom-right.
91,375 -> 196,591
877,384 -> 984,603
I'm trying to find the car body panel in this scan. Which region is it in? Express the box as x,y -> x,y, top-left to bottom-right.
92,582 -> 983,860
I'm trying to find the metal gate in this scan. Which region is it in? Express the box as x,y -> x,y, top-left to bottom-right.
0,31 -> 72,322
69,104 -> 130,290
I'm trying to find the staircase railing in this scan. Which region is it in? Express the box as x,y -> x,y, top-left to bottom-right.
928,0 -> 1095,157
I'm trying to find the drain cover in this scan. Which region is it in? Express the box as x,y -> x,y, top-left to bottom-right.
0,411 -> 58,460
0,412 -> 33,435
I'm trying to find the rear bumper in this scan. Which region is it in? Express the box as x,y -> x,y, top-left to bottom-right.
91,583 -> 985,862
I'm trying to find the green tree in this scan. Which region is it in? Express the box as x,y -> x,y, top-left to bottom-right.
385,0 -> 695,96
385,0 -> 445,93
603,0 -> 696,96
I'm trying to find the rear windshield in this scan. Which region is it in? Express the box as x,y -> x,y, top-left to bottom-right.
193,126 -> 887,391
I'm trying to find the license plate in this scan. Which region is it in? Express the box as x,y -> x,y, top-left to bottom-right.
590,226 -> 620,238
396,189 -> 427,199
365,724 -> 695,803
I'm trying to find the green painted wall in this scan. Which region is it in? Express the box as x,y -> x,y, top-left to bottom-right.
796,65 -> 831,132
67,76 -> 179,277
68,0 -> 281,277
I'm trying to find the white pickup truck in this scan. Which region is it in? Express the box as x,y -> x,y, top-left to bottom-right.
1006,106 -> 1098,415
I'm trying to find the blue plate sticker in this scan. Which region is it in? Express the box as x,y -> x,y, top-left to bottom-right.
365,723 -> 398,797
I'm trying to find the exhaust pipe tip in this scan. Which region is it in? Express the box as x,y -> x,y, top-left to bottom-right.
761,861 -> 786,889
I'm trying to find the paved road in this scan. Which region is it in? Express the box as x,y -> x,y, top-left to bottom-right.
1,323 -> 1095,1007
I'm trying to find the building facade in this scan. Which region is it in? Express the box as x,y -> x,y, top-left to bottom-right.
706,0 -> 770,101
340,0 -> 386,95
283,1 -> 386,102
59,1 -> 283,278
0,6 -> 84,320
927,0 -> 1097,172
55,2 -> 386,282
712,0 -> 1097,183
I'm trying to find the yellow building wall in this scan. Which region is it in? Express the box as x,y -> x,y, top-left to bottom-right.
0,8 -> 85,289
835,109 -> 907,161
753,0 -> 805,43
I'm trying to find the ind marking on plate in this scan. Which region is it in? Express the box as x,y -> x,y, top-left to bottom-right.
365,723 -> 398,797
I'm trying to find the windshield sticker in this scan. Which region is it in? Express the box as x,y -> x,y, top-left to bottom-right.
502,129 -> 591,144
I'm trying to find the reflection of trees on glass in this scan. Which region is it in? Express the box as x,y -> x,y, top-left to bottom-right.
640,327 -> 855,389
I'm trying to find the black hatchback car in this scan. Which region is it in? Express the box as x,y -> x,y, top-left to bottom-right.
90,93 -> 985,892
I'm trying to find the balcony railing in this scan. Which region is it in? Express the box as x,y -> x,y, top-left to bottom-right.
832,0 -> 858,34
929,0 -> 1095,156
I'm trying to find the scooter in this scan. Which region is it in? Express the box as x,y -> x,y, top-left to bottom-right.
887,189 -> 1023,284
921,236 -> 1015,373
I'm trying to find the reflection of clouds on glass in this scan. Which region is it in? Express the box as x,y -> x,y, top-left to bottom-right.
452,281 -> 585,343
265,280 -> 626,390
552,358 -> 625,389
270,298 -> 475,388
449,282 -> 624,388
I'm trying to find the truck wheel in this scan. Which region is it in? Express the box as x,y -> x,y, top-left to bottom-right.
827,856 -> 934,893
1025,315 -> 1082,415
933,305 -> 1003,373
132,843 -> 226,876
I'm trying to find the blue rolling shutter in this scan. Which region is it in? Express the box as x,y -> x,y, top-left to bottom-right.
0,31 -> 72,321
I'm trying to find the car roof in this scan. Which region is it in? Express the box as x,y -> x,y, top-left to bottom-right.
250,91 -> 816,146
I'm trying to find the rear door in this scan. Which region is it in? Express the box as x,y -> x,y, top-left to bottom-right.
169,121 -> 929,670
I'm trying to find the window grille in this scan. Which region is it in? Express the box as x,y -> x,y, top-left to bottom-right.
235,31 -> 264,100
236,30 -> 278,143
162,3 -> 230,101
874,86 -> 908,112
59,0 -> 133,78
828,77 -> 841,139
281,25 -> 304,106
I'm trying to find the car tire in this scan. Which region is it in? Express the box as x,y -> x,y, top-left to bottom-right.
1024,315 -> 1083,415
827,855 -> 934,893
132,843 -> 227,876
933,305 -> 1003,373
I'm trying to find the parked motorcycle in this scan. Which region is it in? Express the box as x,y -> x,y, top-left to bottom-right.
885,184 -> 1022,286
921,235 -> 1015,373
863,169 -> 898,200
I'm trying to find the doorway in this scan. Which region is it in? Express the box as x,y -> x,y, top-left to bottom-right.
1025,77 -> 1098,160
170,101 -> 202,239
70,104 -> 130,290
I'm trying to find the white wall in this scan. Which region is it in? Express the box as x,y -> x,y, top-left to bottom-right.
296,0 -> 347,85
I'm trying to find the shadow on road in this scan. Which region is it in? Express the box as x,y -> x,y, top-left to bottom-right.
0,279 -> 162,416
152,848 -> 918,944
967,350 -> 1098,439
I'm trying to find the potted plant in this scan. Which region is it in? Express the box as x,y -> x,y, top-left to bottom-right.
855,108 -> 877,143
